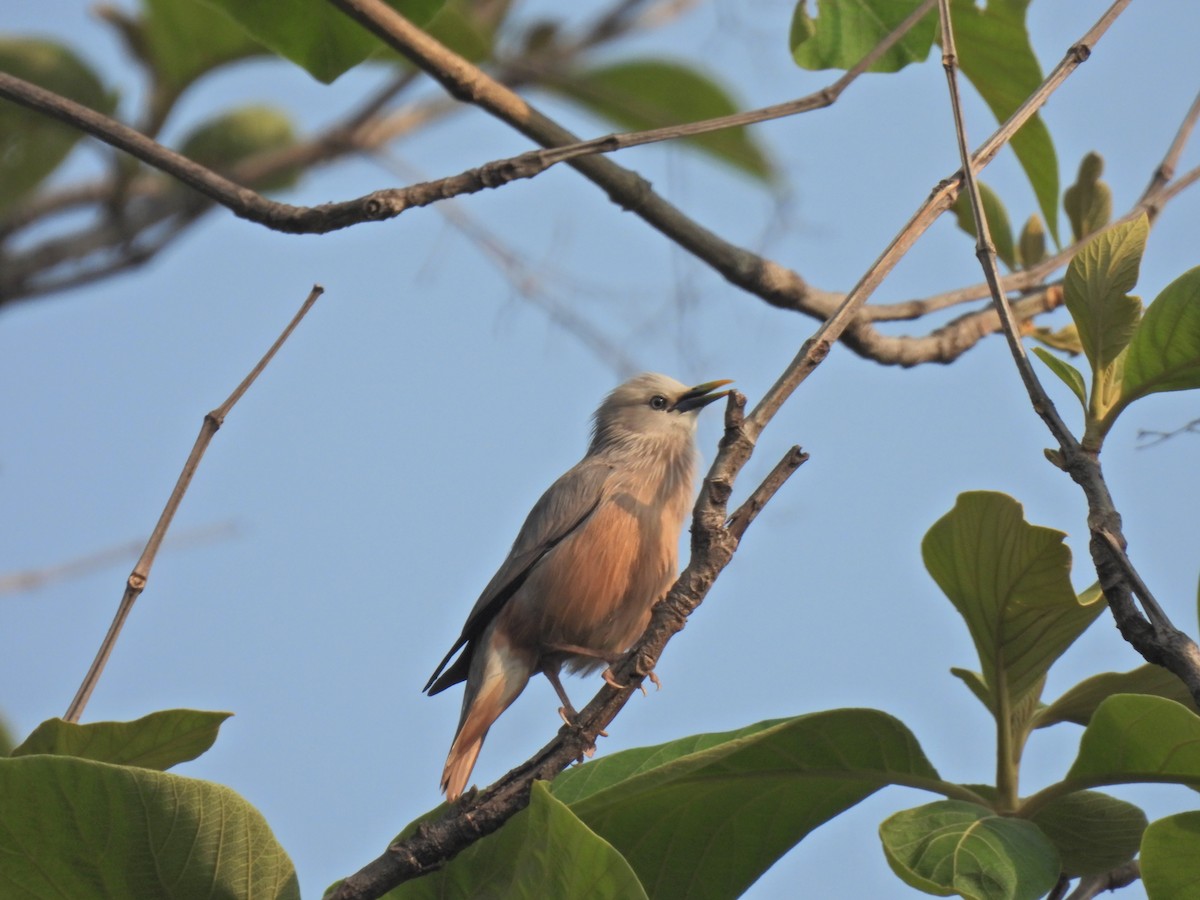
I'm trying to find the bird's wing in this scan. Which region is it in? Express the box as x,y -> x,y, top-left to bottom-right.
424,457 -> 613,694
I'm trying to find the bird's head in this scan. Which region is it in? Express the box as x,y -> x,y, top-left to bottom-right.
589,373 -> 732,453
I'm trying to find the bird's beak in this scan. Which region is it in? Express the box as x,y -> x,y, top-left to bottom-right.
672,379 -> 733,413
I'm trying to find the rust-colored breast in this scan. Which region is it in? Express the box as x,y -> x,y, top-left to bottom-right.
499,453 -> 693,670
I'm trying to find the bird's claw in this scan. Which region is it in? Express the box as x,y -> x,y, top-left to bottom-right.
602,667 -> 625,689
603,666 -> 661,695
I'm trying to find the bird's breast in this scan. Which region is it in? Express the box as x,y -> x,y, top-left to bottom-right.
502,471 -> 691,665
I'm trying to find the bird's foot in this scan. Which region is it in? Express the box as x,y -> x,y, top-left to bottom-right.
559,705 -> 607,739
603,666 -> 661,695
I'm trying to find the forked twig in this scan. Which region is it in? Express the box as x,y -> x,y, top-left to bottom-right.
63,285 -> 325,722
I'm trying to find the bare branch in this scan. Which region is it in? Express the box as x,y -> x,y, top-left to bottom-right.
0,0 -> 930,241
0,523 -> 236,597
1065,861 -> 1140,900
63,286 -> 324,723
726,445 -> 809,541
1141,89 -> 1200,202
1137,416 -> 1200,448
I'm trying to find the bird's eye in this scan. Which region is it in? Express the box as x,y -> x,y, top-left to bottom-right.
649,395 -> 669,411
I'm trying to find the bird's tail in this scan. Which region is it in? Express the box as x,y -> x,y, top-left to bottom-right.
441,636 -> 533,800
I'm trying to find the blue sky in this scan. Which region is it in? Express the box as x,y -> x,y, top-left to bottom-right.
3,1 -> 1199,897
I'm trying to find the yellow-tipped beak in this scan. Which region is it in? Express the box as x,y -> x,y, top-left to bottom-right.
673,379 -> 733,413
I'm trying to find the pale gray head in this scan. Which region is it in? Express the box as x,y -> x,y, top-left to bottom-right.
588,373 -> 732,455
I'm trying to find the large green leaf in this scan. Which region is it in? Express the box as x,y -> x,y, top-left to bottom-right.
1034,665 -> 1199,730
546,59 -> 773,181
880,800 -> 1059,900
922,492 -> 1101,707
198,0 -> 443,83
140,0 -> 267,99
383,782 -> 647,899
1063,215 -> 1147,375
0,38 -> 117,210
1029,790 -> 1145,877
1063,694 -> 1200,790
0,755 -> 298,899
10,709 -> 232,771
1142,811 -> 1200,900
552,710 -> 946,900
949,0 -> 1060,246
1121,266 -> 1200,406
789,0 -> 937,74
952,180 -> 1016,270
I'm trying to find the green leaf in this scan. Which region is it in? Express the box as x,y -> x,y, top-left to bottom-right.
198,0 -> 444,83
1063,152 -> 1112,243
553,710 -> 945,900
383,782 -> 647,899
1063,215 -> 1147,375
1064,694 -> 1200,790
1018,214 -> 1046,269
1032,347 -> 1087,411
951,667 -> 993,713
1121,266 -> 1200,406
949,0 -> 1059,246
1029,323 -> 1083,356
1034,665 -> 1200,730
922,492 -> 1101,707
135,0 -> 267,100
880,800 -> 1060,900
0,755 -> 298,899
1029,791 -> 1146,877
178,105 -> 301,190
547,59 -> 772,181
0,715 -> 14,756
1142,811 -> 1200,900
952,181 -> 1016,270
10,709 -> 232,771
0,38 -> 117,210
789,0 -> 937,74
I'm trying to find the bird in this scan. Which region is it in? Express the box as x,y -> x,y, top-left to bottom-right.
424,372 -> 732,800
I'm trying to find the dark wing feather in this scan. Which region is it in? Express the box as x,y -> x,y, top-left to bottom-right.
423,458 -> 612,694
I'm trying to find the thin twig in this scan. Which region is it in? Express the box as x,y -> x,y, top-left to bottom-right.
935,0 -> 1200,705
1066,861 -> 1140,900
726,446 -> 808,541
1097,529 -> 1172,628
0,523 -> 236,597
374,152 -> 640,374
1141,89 -> 1200,203
1137,416 -> 1200,448
63,285 -> 324,723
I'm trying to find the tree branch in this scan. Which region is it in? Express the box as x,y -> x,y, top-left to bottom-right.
63,285 -> 324,722
935,0 -> 1200,706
